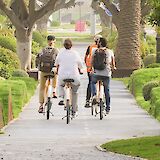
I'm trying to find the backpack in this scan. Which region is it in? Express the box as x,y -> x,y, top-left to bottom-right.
37,47 -> 57,73
93,48 -> 106,70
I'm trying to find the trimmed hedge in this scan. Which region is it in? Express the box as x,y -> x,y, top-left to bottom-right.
12,69 -> 29,77
33,31 -> 46,47
151,87 -> 160,121
129,68 -> 160,120
142,80 -> 160,101
0,47 -> 20,79
0,77 -> 37,125
146,63 -> 160,68
0,35 -> 16,52
143,54 -> 156,67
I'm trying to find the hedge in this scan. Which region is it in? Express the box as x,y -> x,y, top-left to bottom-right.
0,77 -> 37,125
0,47 -> 20,79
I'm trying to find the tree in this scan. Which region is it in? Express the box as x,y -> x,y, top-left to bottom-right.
148,0 -> 160,62
0,0 -> 75,70
36,0 -> 76,31
94,0 -> 142,76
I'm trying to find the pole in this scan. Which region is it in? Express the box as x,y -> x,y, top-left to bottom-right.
90,9 -> 96,35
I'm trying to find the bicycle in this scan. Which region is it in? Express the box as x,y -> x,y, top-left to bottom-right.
91,80 -> 106,120
43,74 -> 54,120
62,79 -> 74,124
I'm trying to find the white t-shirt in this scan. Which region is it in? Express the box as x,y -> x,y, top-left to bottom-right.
55,48 -> 83,81
93,48 -> 114,77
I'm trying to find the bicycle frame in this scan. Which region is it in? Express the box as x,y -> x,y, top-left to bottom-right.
44,75 -> 54,119
62,79 -> 74,124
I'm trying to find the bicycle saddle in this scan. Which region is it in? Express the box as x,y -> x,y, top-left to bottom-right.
44,75 -> 54,78
63,79 -> 74,83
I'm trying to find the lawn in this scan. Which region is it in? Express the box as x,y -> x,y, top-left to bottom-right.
101,136 -> 160,160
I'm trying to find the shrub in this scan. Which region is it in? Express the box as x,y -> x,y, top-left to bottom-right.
12,69 -> 29,77
156,51 -> 160,63
143,54 -> 156,67
32,40 -> 41,55
140,40 -> 150,58
146,63 -> 160,68
31,54 -> 36,69
0,35 -> 16,52
0,29 -> 14,37
51,21 -> 60,27
142,80 -> 160,101
151,87 -> 160,120
32,31 -> 46,47
0,47 -> 20,78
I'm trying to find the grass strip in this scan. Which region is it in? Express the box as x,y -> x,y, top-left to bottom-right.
101,136 -> 160,160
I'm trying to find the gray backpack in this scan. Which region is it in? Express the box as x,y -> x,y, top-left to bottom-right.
37,47 -> 57,73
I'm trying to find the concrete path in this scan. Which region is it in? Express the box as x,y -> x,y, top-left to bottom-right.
0,43 -> 160,160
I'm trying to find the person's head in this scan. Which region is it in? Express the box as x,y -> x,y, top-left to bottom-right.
47,35 -> 56,46
64,38 -> 72,49
94,34 -> 102,45
98,37 -> 108,48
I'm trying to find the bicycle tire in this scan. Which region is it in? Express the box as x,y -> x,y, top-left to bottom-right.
99,99 -> 103,120
66,100 -> 70,124
91,104 -> 94,115
47,98 -> 52,120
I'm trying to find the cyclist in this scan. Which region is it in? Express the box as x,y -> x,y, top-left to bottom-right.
55,38 -> 83,117
36,35 -> 59,113
91,37 -> 116,114
84,34 -> 102,108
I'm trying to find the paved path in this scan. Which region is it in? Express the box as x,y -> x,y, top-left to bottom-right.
0,43 -> 160,160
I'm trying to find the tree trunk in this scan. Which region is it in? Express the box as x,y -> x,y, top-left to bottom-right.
36,13 -> 50,32
15,28 -> 32,71
115,0 -> 141,72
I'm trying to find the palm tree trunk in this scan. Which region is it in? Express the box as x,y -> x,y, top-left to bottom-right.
115,0 -> 141,76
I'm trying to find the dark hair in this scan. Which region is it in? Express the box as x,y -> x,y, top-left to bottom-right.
99,37 -> 108,48
47,35 -> 55,41
64,38 -> 72,49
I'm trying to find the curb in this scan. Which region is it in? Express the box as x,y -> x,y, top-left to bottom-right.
95,144 -> 147,160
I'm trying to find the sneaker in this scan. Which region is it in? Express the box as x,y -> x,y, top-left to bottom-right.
105,107 -> 110,114
53,92 -> 57,98
92,96 -> 97,105
72,111 -> 78,118
84,100 -> 90,108
58,100 -> 64,105
38,105 -> 44,113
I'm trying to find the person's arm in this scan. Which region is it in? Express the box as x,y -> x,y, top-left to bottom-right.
84,46 -> 90,63
111,52 -> 116,70
54,53 -> 59,74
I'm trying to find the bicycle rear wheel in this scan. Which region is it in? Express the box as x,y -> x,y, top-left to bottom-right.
47,98 -> 52,120
99,99 -> 103,120
66,100 -> 70,124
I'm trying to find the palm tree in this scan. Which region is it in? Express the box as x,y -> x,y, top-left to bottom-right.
100,0 -> 142,76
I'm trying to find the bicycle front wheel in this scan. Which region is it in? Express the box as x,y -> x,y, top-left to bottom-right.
99,99 -> 103,120
66,100 -> 70,124
47,98 -> 52,120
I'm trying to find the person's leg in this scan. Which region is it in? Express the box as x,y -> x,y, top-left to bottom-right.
91,74 -> 98,105
71,84 -> 80,115
58,79 -> 65,105
84,72 -> 91,107
86,72 -> 91,100
52,74 -> 57,98
103,77 -> 110,112
39,72 -> 46,112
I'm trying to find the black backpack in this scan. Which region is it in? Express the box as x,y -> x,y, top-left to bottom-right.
36,47 -> 57,73
93,48 -> 106,70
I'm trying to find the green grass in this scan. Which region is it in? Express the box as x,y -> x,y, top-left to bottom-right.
101,136 -> 160,160
0,131 -> 4,134
0,77 -> 37,125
